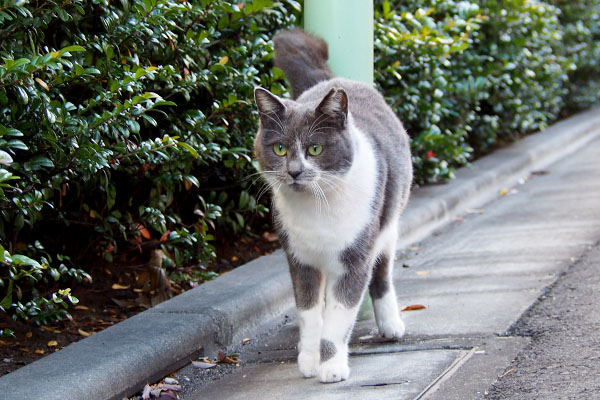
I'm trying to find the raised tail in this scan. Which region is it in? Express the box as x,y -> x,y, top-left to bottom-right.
273,29 -> 335,99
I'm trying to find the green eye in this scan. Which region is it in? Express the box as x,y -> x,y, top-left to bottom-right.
308,144 -> 323,156
273,143 -> 287,156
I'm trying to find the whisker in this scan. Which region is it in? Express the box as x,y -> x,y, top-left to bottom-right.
259,111 -> 285,133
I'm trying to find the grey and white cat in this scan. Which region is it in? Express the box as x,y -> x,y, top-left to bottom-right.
253,29 -> 412,383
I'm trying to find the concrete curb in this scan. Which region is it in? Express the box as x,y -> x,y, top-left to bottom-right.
1,108 -> 599,400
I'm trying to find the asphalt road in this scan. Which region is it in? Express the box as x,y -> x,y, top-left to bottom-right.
486,241 -> 600,399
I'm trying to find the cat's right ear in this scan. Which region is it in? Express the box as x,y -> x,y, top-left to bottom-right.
254,87 -> 286,116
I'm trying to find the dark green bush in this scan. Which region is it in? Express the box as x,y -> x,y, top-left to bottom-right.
471,0 -> 568,149
375,0 -> 485,183
375,0 -> 572,183
552,0 -> 600,111
0,0 -> 298,325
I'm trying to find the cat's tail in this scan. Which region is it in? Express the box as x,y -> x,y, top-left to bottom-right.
273,29 -> 335,99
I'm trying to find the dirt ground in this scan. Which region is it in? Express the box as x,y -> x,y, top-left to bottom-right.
0,233 -> 280,376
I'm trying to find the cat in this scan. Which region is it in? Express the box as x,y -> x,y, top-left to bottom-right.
253,29 -> 413,383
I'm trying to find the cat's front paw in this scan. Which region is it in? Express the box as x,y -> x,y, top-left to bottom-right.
377,315 -> 405,339
298,350 -> 319,378
319,357 -> 350,383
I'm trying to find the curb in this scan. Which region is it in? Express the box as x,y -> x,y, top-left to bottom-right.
0,108 -> 599,400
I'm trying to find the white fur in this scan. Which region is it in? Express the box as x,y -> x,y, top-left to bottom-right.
274,115 -> 377,273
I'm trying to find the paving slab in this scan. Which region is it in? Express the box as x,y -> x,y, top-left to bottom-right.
191,348 -> 461,400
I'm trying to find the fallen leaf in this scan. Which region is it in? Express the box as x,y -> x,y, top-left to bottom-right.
262,231 -> 279,242
142,384 -> 152,400
19,348 -> 32,353
415,270 -> 431,276
34,349 -> 45,355
531,170 -> 550,176
499,188 -> 509,196
157,390 -> 178,400
111,283 -> 130,290
159,384 -> 182,392
47,340 -> 58,347
192,360 -> 217,369
242,338 -> 251,345
40,326 -> 61,333
78,329 -> 91,337
26,332 -> 32,339
0,340 -> 7,346
74,305 -> 89,311
217,350 -> 239,364
401,304 -> 427,311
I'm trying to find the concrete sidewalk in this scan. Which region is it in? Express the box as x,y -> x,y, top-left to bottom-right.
0,108 -> 599,400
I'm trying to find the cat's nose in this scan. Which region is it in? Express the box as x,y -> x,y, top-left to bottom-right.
288,160 -> 303,180
289,169 -> 302,179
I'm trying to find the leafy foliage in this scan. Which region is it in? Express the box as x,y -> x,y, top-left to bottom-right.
0,0 -> 298,325
552,0 -> 600,111
375,0 -> 575,183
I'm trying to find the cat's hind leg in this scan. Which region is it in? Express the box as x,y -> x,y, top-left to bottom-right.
369,228 -> 405,339
289,258 -> 326,378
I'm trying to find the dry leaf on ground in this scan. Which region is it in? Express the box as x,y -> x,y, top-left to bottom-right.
401,304 -> 428,312
217,349 -> 239,364
192,360 -> 217,369
111,283 -> 130,290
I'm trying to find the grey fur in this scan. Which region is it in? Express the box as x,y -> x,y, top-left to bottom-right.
320,339 -> 337,362
274,29 -> 335,99
369,253 -> 390,300
335,227 -> 374,308
288,256 -> 323,310
254,87 -> 354,187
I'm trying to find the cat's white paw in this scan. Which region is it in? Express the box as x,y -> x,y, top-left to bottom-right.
377,315 -> 405,339
298,350 -> 319,378
319,357 -> 350,383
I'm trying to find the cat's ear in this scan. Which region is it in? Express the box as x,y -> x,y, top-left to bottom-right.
254,87 -> 286,116
316,88 -> 348,126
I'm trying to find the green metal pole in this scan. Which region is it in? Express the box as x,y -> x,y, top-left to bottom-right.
304,0 -> 374,86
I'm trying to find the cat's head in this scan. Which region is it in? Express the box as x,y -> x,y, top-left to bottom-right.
253,87 -> 353,194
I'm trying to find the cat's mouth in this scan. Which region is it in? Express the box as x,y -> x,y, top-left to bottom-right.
289,182 -> 308,192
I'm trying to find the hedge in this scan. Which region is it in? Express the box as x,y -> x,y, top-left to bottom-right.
1,0 -> 598,328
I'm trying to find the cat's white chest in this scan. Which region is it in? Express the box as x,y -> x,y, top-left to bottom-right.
274,127 -> 377,269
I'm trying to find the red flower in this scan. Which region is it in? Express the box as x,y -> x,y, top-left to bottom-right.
425,150 -> 436,160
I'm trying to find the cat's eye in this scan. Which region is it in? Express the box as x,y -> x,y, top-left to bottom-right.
273,143 -> 287,156
308,144 -> 323,156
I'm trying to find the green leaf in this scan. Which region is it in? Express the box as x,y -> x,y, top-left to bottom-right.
0,150 -> 13,166
58,45 -> 86,57
177,142 -> 198,158
16,87 -> 28,105
0,280 -> 12,310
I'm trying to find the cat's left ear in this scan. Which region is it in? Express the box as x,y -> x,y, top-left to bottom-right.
254,87 -> 286,116
316,88 -> 348,127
